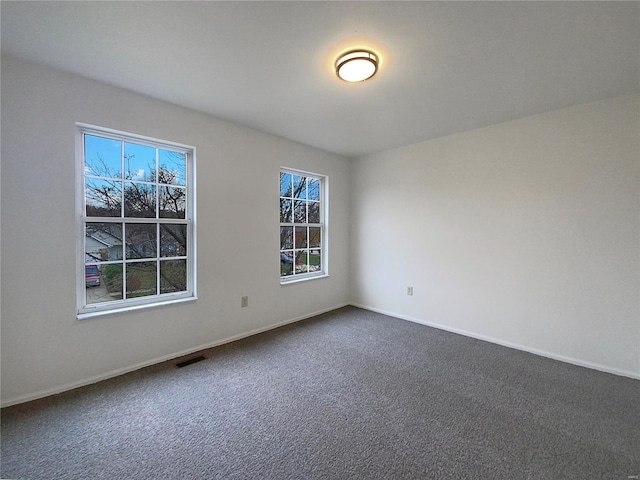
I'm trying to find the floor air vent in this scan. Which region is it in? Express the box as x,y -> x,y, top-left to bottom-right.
175,355 -> 206,368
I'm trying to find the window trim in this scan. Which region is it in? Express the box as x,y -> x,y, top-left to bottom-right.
279,167 -> 328,284
76,123 -> 197,318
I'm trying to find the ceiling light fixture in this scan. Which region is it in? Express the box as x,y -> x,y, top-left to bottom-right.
335,50 -> 378,82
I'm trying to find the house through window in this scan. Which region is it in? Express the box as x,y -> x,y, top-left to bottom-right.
280,168 -> 327,282
77,124 -> 196,317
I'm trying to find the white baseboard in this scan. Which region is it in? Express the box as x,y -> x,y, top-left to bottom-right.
350,303 -> 640,381
1,302 -> 349,408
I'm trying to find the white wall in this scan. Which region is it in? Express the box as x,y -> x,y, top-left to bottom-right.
1,56 -> 351,405
351,95 -> 640,378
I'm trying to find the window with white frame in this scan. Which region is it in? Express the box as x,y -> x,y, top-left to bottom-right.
77,124 -> 196,317
280,168 -> 326,282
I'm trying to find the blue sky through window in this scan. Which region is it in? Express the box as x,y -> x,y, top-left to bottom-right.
85,135 -> 121,178
125,143 -> 156,182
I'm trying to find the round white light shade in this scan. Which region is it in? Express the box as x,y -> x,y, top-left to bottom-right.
336,50 -> 378,82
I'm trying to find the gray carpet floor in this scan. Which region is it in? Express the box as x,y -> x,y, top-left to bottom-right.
2,306 -> 639,479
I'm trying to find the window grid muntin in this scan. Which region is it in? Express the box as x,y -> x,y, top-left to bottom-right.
79,125 -> 194,315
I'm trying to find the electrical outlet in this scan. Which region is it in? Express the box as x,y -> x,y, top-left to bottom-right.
407,286 -> 413,296
241,296 -> 249,307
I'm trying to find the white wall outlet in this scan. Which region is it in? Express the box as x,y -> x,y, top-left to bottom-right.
407,286 -> 413,296
241,296 -> 249,307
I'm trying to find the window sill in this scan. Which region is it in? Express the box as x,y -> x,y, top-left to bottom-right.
280,273 -> 329,286
77,295 -> 197,321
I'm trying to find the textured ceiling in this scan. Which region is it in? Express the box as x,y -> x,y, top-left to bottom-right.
2,1 -> 638,158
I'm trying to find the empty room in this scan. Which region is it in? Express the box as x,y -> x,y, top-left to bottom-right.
1,1 -> 638,479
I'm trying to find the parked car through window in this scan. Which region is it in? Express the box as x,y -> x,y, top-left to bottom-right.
85,265 -> 101,287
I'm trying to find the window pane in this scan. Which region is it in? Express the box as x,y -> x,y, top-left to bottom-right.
308,178 -> 320,201
309,227 -> 321,248
160,224 -> 187,257
294,227 -> 307,249
126,224 -> 157,259
280,226 -> 293,249
159,186 -> 186,219
293,200 -> 306,223
280,251 -> 293,276
85,264 -> 108,305
86,178 -> 122,217
309,249 -> 321,272
159,149 -> 186,186
125,261 -> 157,298
280,198 -> 292,223
124,182 -> 156,218
86,223 -> 123,261
294,250 -> 308,274
101,264 -> 124,300
85,135 -> 122,179
124,142 -> 156,182
293,175 -> 306,199
280,172 -> 292,197
160,259 -> 187,293
308,202 -> 320,223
